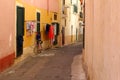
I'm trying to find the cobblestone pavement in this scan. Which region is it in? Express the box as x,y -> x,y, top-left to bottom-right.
0,43 -> 87,80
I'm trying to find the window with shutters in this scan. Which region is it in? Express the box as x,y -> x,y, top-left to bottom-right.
73,4 -> 78,13
63,0 -> 65,5
54,14 -> 57,20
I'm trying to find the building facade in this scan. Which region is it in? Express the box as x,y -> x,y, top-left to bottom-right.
0,0 -> 61,72
61,0 -> 83,45
16,0 -> 61,57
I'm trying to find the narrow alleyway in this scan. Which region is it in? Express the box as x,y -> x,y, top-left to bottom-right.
0,43 -> 86,80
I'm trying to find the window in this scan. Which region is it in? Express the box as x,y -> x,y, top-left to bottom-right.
37,12 -> 40,32
37,12 -> 40,21
71,0 -> 72,4
54,14 -> 57,20
63,0 -> 65,5
73,4 -> 78,13
62,10 -> 65,14
80,12 -> 83,18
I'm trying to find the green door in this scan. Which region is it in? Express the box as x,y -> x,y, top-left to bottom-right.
16,6 -> 25,57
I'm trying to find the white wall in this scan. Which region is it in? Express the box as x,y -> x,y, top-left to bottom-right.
65,0 -> 81,36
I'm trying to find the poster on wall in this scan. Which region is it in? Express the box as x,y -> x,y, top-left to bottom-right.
26,21 -> 36,36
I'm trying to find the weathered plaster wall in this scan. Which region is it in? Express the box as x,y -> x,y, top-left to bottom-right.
0,0 -> 15,60
22,0 -> 59,12
84,0 -> 120,80
0,0 -> 15,72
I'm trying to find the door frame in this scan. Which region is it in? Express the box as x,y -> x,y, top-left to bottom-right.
16,5 -> 25,57
71,25 -> 73,42
15,3 -> 24,58
76,28 -> 78,41
62,27 -> 65,45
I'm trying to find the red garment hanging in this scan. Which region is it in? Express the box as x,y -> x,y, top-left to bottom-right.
48,25 -> 54,40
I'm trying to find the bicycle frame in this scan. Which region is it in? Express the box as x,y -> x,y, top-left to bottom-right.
33,40 -> 42,54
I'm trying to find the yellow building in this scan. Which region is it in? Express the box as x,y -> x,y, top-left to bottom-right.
16,0 -> 61,58
0,0 -> 61,72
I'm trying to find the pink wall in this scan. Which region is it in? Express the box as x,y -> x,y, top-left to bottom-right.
0,0 -> 15,59
84,0 -> 120,80
84,0 -> 94,79
49,0 -> 59,12
22,0 -> 59,12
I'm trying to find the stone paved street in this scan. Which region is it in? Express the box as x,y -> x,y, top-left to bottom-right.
0,43 -> 87,80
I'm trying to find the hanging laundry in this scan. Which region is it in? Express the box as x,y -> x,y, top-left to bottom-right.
46,24 -> 50,34
53,24 -> 57,35
48,25 -> 54,40
30,22 -> 34,32
52,23 -> 60,36
50,22 -> 60,45
26,22 -> 31,30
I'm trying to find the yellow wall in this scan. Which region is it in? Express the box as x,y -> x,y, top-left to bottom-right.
16,0 -> 60,48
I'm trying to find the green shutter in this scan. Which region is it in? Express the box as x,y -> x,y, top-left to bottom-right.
73,4 -> 78,13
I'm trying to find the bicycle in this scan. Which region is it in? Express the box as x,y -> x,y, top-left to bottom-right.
33,40 -> 43,54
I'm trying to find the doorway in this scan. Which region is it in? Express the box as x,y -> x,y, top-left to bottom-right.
71,25 -> 73,42
16,6 -> 25,57
76,28 -> 78,41
62,27 -> 65,45
52,22 -> 60,45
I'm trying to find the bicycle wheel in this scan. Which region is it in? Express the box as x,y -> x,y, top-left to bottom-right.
37,46 -> 42,53
38,44 -> 42,53
33,46 -> 38,54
